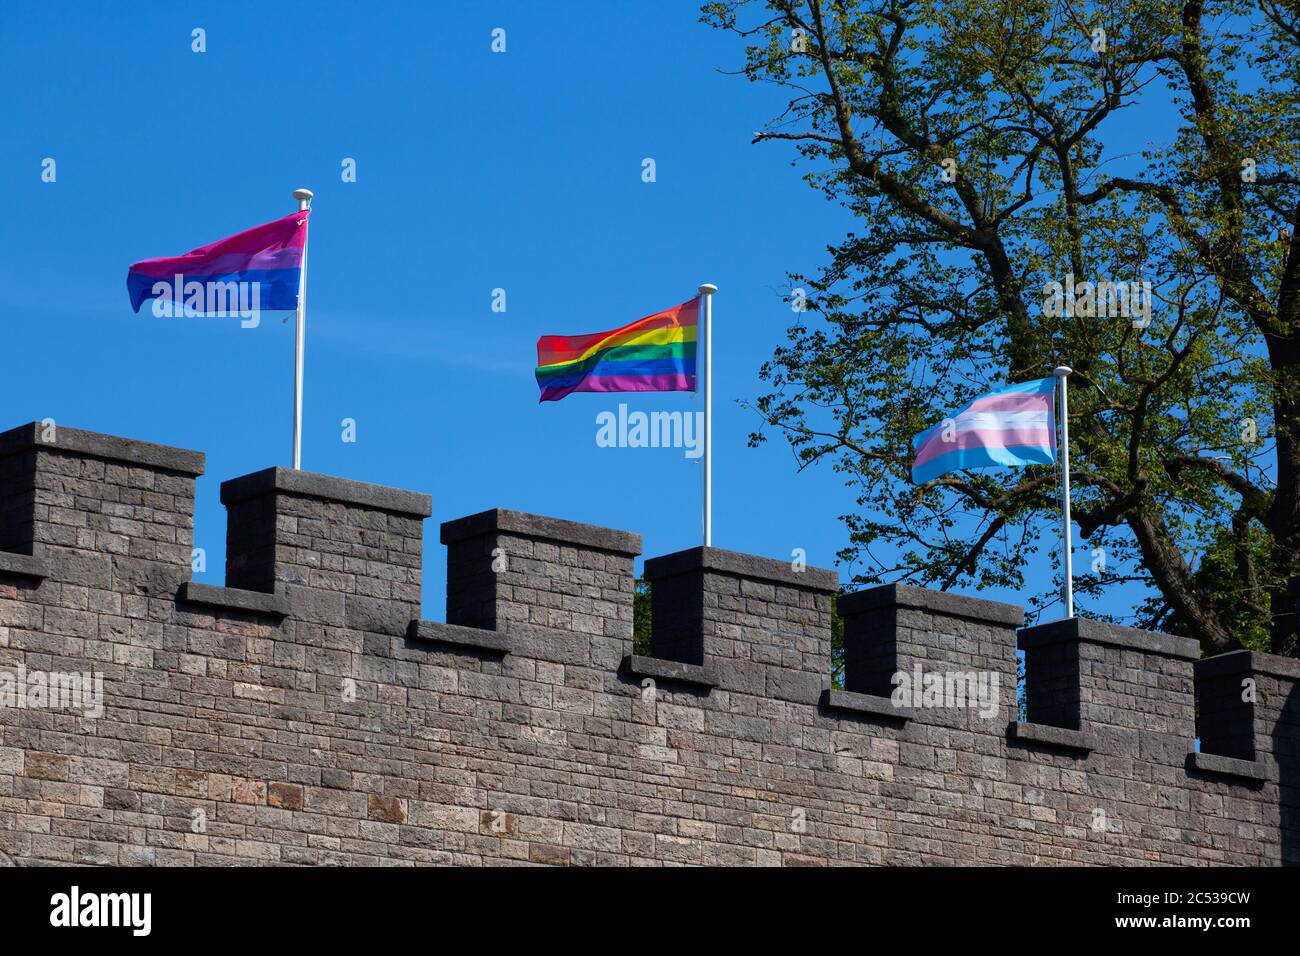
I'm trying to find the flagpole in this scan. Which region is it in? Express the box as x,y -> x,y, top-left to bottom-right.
698,283 -> 717,547
291,188 -> 313,470
1053,365 -> 1074,618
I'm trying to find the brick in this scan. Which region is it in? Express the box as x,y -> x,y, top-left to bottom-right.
0,747 -> 23,776
231,780 -> 267,805
528,843 -> 570,866
268,783 -> 304,811
368,794 -> 406,824
26,752 -> 69,782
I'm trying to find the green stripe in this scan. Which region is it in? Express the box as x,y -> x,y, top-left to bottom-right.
536,342 -> 696,379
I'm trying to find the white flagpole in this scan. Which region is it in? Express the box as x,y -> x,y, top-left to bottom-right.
698,283 -> 717,547
291,188 -> 313,470
1053,365 -> 1074,617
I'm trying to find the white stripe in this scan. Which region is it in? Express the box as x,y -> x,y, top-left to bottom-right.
949,410 -> 1051,433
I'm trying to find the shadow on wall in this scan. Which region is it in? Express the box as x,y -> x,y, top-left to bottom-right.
1279,681 -> 1300,866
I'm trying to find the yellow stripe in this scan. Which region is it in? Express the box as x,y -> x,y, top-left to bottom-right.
538,326 -> 697,369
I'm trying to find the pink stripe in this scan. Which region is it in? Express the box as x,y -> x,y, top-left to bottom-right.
128,209 -> 308,275
914,425 -> 1053,468
963,392 -> 1053,415
129,249 -> 303,278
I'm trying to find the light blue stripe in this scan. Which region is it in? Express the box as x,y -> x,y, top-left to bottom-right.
911,442 -> 1055,484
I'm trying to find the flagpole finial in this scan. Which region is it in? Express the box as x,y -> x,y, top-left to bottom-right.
293,188 -> 314,210
1053,365 -> 1072,377
698,283 -> 718,296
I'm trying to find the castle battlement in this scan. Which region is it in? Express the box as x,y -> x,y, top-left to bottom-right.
0,422 -> 1296,866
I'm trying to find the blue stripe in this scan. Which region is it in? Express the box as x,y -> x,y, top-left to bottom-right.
127,268 -> 301,313
533,357 -> 697,390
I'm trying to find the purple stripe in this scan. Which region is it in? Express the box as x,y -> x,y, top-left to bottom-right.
539,372 -> 695,403
128,248 -> 304,279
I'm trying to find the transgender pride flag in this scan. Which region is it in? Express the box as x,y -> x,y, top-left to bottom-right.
911,377 -> 1057,483
127,209 -> 309,313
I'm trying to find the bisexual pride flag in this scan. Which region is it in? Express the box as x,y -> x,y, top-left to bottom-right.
911,377 -> 1057,483
127,209 -> 309,313
536,298 -> 698,402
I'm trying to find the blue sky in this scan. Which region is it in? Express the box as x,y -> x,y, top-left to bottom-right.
0,0 -> 1162,621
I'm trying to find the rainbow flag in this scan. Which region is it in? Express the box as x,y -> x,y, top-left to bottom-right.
127,209 -> 309,313
911,378 -> 1057,483
535,298 -> 699,402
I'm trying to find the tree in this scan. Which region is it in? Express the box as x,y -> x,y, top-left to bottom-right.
634,578 -> 653,655
705,0 -> 1300,655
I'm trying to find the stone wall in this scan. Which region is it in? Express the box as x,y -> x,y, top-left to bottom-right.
0,422 -> 1295,866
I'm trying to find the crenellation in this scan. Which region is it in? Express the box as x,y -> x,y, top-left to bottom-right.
0,422 -> 1296,866
440,509 -> 640,665
221,467 -> 431,642
0,425 -> 203,584
1196,652 -> 1261,763
644,547 -> 837,705
838,584 -> 1021,737
1021,618 -> 1200,770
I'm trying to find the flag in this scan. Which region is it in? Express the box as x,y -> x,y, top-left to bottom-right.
127,209 -> 310,313
535,298 -> 698,402
911,377 -> 1056,483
